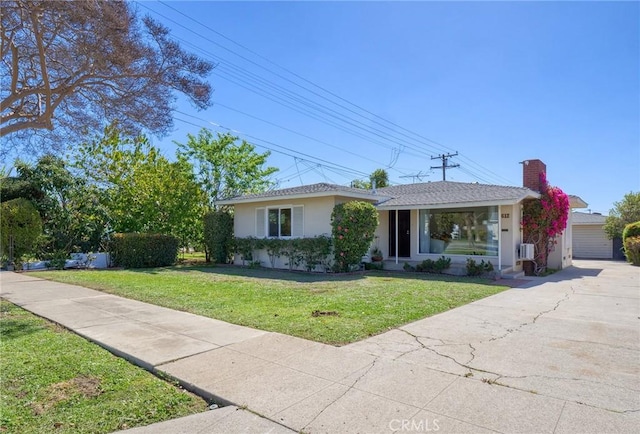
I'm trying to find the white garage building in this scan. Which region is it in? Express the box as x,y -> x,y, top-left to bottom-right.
572,212 -> 612,259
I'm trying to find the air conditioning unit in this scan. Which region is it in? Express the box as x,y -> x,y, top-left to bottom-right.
519,243 -> 535,260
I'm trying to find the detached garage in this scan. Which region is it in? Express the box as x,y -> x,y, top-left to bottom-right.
572,212 -> 612,259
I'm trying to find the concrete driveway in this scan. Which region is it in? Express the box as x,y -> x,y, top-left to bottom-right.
345,259 -> 640,432
1,259 -> 638,433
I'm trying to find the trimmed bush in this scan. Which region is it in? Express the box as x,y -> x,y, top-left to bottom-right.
416,256 -> 451,274
110,233 -> 178,268
622,221 -> 640,265
203,210 -> 234,263
331,201 -> 378,272
0,198 -> 42,263
466,258 -> 494,276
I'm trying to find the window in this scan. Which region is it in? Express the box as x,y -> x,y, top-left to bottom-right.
269,208 -> 291,237
418,206 -> 498,256
256,206 -> 303,238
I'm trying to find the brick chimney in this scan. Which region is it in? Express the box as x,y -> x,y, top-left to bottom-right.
522,159 -> 546,192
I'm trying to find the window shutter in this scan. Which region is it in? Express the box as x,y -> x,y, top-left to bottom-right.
292,206 -> 304,237
256,208 -> 266,237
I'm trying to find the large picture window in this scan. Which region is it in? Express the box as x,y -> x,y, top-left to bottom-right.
418,206 -> 498,256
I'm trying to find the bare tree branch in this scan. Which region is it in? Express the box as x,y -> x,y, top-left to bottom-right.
1,0 -> 214,156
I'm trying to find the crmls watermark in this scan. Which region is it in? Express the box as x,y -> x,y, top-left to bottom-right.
389,418 -> 440,432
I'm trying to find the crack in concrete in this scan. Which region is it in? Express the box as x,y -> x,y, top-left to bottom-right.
301,359 -> 378,432
397,329 -> 498,378
485,286 -> 576,344
552,401 -> 567,434
497,373 -> 640,393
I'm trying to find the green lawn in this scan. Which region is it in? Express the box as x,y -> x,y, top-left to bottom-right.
35,266 -> 508,345
0,301 -> 207,434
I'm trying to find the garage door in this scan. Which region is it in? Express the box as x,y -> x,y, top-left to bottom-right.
573,226 -> 612,259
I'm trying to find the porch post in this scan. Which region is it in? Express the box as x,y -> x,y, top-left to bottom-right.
498,206 -> 502,271
395,209 -> 399,265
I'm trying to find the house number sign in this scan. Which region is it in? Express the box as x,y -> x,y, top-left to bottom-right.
501,213 -> 510,219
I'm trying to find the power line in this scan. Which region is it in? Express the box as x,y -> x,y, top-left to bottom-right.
141,1 -> 519,186
173,111 -> 370,180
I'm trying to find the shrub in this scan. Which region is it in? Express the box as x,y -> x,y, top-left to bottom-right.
466,258 -> 494,276
403,262 -> 415,272
110,233 -> 178,268
44,250 -> 69,270
416,256 -> 451,274
203,210 -> 234,263
296,236 -> 333,272
234,236 -> 261,266
364,261 -> 383,271
281,238 -> 303,271
0,198 -> 42,264
262,238 -> 285,268
233,236 -> 332,271
622,221 -> 640,265
331,201 -> 378,272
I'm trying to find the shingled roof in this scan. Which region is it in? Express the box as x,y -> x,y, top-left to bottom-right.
572,212 -> 607,225
217,182 -> 383,204
218,180 -> 541,208
375,181 -> 539,208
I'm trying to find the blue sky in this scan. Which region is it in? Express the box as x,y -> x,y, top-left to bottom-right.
139,0 -> 639,215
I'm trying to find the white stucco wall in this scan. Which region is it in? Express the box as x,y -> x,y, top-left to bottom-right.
233,196 -> 336,239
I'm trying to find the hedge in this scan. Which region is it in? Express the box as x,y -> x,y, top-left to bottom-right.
110,233 -> 178,268
203,210 -> 234,263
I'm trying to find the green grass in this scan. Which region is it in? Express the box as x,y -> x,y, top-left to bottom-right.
35,266 -> 508,345
0,301 -> 207,434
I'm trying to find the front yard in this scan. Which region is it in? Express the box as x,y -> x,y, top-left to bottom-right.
36,266 -> 509,345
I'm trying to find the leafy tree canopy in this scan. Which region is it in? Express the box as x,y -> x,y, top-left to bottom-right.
15,154 -> 108,254
604,192 -> 640,239
75,124 -> 206,247
352,168 -> 389,189
176,129 -> 278,209
1,0 -> 214,157
1,197 -> 43,261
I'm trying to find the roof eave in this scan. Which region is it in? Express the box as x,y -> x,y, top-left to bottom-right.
217,190 -> 388,205
569,195 -> 588,209
375,192 -> 540,210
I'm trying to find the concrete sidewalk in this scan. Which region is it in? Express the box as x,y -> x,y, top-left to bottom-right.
1,260 -> 638,433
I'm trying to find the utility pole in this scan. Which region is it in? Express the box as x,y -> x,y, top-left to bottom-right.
430,152 -> 460,181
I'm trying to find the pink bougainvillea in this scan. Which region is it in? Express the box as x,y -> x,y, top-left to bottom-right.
521,172 -> 570,274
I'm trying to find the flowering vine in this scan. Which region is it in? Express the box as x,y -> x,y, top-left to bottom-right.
521,172 -> 570,275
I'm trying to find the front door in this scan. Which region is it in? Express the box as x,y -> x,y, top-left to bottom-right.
389,210 -> 411,257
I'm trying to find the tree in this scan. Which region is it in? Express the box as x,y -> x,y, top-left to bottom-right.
176,129 -> 278,208
603,192 -> 640,239
1,198 -> 42,263
351,168 -> 389,189
1,0 -> 214,156
0,176 -> 44,203
75,124 -> 206,248
15,154 -> 108,254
